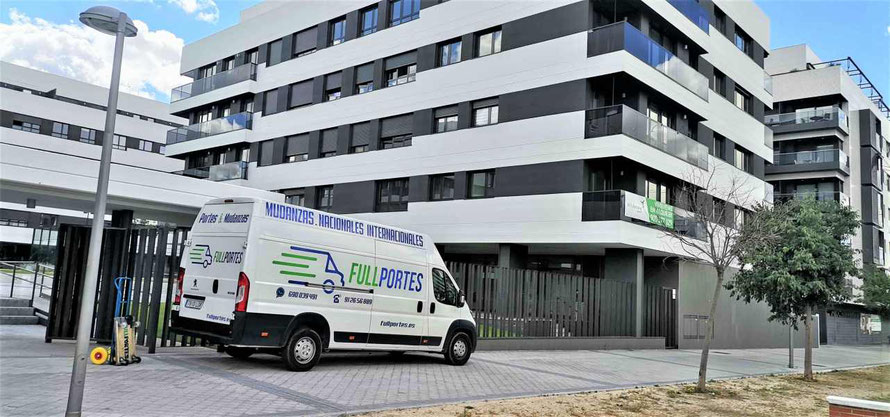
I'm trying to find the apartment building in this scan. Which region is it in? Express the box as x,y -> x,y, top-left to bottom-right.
164,0 -> 787,348
765,45 -> 890,345
0,62 -> 282,260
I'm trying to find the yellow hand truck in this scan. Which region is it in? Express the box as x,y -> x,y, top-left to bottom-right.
90,277 -> 142,366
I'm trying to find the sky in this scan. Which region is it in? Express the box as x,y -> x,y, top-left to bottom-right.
0,0 -> 887,104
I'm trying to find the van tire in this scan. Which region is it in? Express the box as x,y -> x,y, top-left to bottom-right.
444,332 -> 472,366
225,346 -> 255,360
283,327 -> 322,372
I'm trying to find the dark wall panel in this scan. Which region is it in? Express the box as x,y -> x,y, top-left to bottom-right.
502,1 -> 588,52
333,181 -> 376,214
500,79 -> 587,123
494,160 -> 585,198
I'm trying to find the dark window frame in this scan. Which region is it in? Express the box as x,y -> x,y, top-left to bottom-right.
476,27 -> 502,57
359,5 -> 378,37
317,185 -> 334,211
329,17 -> 347,46
429,173 -> 455,201
438,39 -> 462,67
467,170 -> 495,199
376,178 -> 410,212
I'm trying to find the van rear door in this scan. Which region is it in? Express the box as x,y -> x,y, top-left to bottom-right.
178,202 -> 252,328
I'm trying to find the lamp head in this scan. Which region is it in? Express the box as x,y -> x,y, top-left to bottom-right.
79,6 -> 137,37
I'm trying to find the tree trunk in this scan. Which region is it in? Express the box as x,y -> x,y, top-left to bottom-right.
803,304 -> 814,380
697,269 -> 723,392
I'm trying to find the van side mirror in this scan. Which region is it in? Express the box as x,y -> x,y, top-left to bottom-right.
457,291 -> 466,308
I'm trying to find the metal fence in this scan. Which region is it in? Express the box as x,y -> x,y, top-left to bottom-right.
0,260 -> 54,310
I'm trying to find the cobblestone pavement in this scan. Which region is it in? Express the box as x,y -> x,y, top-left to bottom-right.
1,325 -> 887,416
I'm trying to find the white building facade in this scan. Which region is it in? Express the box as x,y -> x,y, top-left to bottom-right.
166,0 -> 797,348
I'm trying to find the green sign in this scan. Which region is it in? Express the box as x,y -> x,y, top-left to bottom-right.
646,199 -> 675,229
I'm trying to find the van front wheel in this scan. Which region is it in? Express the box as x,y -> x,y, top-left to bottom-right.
444,332 -> 471,366
283,327 -> 322,371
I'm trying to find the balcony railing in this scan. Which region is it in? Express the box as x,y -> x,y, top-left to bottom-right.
772,149 -> 849,167
585,105 -> 709,169
166,111 -> 252,145
581,190 -> 705,240
763,71 -> 773,95
764,106 -> 848,131
774,191 -> 846,204
171,63 -> 257,102
209,161 -> 248,181
172,166 -> 210,179
667,0 -> 710,33
588,22 -> 709,100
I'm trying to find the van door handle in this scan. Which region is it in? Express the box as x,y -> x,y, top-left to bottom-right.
416,301 -> 423,313
430,302 -> 436,314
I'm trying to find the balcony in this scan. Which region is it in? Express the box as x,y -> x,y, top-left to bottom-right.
581,190 -> 705,239
585,105 -> 709,170
167,112 -> 252,145
764,106 -> 848,135
172,161 -> 248,182
774,191 -> 848,205
763,71 -> 773,95
667,0 -> 710,33
171,63 -> 257,102
588,22 -> 709,100
766,149 -> 850,175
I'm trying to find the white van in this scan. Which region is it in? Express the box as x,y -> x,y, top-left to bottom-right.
171,197 -> 476,371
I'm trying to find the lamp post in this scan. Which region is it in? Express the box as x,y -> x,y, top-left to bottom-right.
65,7 -> 137,417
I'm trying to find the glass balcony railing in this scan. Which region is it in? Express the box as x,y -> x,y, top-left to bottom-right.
667,0 -> 710,33
209,161 -> 248,181
772,149 -> 849,167
585,105 -> 709,169
172,166 -> 210,179
166,111 -> 252,145
588,22 -> 709,100
764,106 -> 848,130
764,125 -> 774,148
763,71 -> 773,95
774,191 -> 846,203
171,63 -> 257,103
581,190 -> 706,240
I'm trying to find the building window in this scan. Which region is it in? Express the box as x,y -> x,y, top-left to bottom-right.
386,64 -> 416,87
472,99 -> 499,127
329,17 -> 346,46
712,134 -> 726,161
734,29 -> 752,57
222,58 -> 235,72
284,189 -> 306,206
712,70 -> 726,96
351,144 -> 369,153
113,134 -> 127,150
350,122 -> 371,154
376,178 -> 410,212
435,115 -> 458,133
12,120 -> 40,133
733,88 -> 751,113
477,28 -> 502,57
324,72 -> 342,102
468,170 -> 495,198
320,129 -> 338,158
259,140 -> 275,166
645,178 -> 670,204
354,63 -> 374,94
430,174 -> 455,201
714,6 -> 727,36
438,39 -> 461,67
734,147 -> 751,172
286,134 -> 309,162
389,0 -> 419,27
317,185 -> 334,211
359,6 -> 378,37
51,122 -> 68,138
289,80 -> 313,108
138,140 -> 153,152
267,39 -> 284,66
380,134 -> 411,149
199,64 -> 216,79
263,89 -> 279,115
79,128 -> 97,144
294,27 -> 318,57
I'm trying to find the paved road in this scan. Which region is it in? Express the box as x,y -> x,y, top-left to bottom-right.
1,325 -> 887,416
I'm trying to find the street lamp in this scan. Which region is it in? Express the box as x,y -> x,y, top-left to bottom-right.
66,6 -> 137,417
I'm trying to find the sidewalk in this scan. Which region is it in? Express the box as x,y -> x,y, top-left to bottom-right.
0,324 -> 887,416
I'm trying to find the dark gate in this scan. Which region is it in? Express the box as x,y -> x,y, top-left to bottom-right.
46,224 -> 200,352
644,286 -> 678,348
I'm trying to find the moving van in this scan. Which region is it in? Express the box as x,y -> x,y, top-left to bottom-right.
171,198 -> 476,371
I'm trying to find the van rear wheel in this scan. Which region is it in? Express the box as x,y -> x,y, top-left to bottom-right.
444,332 -> 471,366
283,327 -> 322,372
225,346 -> 255,360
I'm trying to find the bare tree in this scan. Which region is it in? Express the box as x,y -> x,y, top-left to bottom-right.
663,167 -> 764,392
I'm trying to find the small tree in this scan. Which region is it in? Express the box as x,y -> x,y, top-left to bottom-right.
665,169 -> 761,392
730,198 -> 859,380
860,266 -> 890,315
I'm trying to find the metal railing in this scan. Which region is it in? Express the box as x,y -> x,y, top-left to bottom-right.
1,261 -> 53,308
774,191 -> 845,203
667,0 -> 710,33
166,111 -> 252,145
588,22 -> 709,100
585,105 -> 709,169
209,161 -> 248,181
764,106 -> 847,129
581,190 -> 706,239
772,149 -> 848,167
170,63 -> 256,102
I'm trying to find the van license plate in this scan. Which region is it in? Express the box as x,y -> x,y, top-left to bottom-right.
184,298 -> 204,309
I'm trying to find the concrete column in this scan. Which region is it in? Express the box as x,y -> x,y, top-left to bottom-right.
604,248 -> 644,337
110,210 -> 133,228
497,244 -> 528,269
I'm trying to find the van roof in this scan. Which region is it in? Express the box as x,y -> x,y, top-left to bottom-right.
204,197 -> 433,251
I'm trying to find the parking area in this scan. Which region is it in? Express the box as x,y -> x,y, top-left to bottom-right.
1,325 -> 887,417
